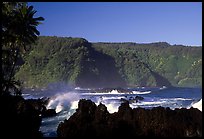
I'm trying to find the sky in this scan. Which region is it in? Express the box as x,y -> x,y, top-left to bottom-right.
28,2 -> 202,46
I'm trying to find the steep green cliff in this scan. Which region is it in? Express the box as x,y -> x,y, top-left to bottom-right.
15,36 -> 202,88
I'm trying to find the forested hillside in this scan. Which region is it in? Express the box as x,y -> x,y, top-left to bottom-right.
15,36 -> 202,88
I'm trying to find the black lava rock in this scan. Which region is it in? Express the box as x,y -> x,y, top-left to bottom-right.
57,99 -> 202,138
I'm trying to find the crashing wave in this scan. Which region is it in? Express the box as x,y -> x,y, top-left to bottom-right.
110,89 -> 119,94
104,103 -> 120,113
191,99 -> 202,111
46,92 -> 80,113
56,104 -> 63,113
70,100 -> 79,109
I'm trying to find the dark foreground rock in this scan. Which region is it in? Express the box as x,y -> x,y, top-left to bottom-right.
0,94 -> 42,138
121,95 -> 144,103
27,98 -> 57,118
57,99 -> 202,137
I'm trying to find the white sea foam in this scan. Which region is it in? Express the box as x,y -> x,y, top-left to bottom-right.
84,89 -> 123,95
70,100 -> 79,109
136,100 -> 167,106
46,92 -> 80,113
161,98 -> 192,101
74,87 -> 81,90
132,91 -> 151,94
159,86 -> 167,90
74,87 -> 91,91
55,103 -> 64,113
110,89 -> 119,94
82,89 -> 149,95
191,99 -> 202,111
102,96 -> 125,100
105,103 -> 120,113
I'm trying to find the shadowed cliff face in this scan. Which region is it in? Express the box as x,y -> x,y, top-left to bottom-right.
67,38 -> 173,88
57,99 -> 202,138
149,70 -> 172,87
76,43 -> 127,88
140,62 -> 172,87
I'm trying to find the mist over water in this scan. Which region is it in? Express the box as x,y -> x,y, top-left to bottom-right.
22,82 -> 75,98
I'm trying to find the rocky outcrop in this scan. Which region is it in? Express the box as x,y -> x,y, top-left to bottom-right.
0,94 -> 42,138
121,95 -> 144,103
27,98 -> 57,118
57,99 -> 202,137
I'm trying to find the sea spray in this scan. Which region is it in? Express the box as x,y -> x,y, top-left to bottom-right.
93,94 -> 121,113
190,99 -> 202,111
56,104 -> 63,113
46,92 -> 80,113
64,100 -> 80,120
70,100 -> 79,109
105,103 -> 120,113
110,89 -> 119,94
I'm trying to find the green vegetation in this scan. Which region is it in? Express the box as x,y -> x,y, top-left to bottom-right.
92,42 -> 202,87
15,37 -> 202,89
15,36 -> 88,88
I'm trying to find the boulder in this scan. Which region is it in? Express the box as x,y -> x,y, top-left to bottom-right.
135,95 -> 144,101
120,95 -> 144,103
41,109 -> 56,118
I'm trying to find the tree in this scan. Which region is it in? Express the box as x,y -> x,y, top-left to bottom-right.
2,2 -> 44,95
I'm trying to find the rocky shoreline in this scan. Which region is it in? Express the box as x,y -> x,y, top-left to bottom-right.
0,94 -> 42,138
1,94 -> 202,138
57,99 -> 202,137
0,94 -> 56,138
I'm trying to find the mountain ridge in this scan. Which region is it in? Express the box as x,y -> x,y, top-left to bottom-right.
15,36 -> 202,89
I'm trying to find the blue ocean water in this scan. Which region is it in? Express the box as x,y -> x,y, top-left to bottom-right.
22,87 -> 202,137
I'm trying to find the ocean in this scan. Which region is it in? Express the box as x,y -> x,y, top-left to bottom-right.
22,87 -> 202,137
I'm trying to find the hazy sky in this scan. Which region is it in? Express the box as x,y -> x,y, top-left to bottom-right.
28,2 -> 202,46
